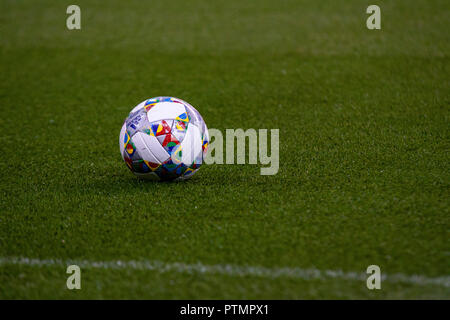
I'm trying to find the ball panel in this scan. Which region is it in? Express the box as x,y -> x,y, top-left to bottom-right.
146,102 -> 187,123
180,123 -> 203,166
149,119 -> 173,137
171,123 -> 187,142
126,108 -> 149,137
133,132 -> 169,164
125,135 -> 138,160
159,134 -> 181,154
122,150 -> 133,171
156,158 -> 181,181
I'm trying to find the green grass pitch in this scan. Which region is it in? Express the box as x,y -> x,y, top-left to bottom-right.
0,0 -> 449,299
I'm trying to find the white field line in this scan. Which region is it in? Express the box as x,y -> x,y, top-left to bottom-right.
1,256 -> 449,287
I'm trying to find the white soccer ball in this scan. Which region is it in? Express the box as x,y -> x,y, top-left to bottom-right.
119,97 -> 209,181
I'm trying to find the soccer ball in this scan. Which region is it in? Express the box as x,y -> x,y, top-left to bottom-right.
119,97 -> 209,181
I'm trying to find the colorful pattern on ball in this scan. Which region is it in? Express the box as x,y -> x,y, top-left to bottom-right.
119,97 -> 208,181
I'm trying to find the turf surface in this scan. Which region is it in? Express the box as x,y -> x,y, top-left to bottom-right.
0,0 -> 449,299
